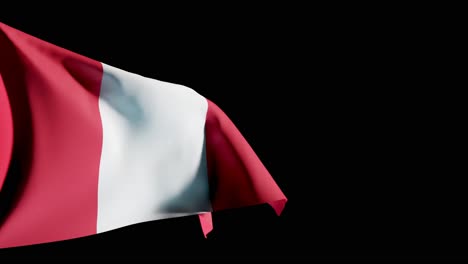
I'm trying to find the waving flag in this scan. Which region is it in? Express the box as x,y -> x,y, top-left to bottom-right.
0,22 -> 287,249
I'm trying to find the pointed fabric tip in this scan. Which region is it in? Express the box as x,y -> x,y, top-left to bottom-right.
269,199 -> 288,216
198,212 -> 213,238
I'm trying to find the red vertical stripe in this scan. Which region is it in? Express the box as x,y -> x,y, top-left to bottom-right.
0,74 -> 13,191
200,99 -> 287,236
0,23 -> 103,248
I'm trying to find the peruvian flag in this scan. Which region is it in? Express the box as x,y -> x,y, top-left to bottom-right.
0,22 -> 286,249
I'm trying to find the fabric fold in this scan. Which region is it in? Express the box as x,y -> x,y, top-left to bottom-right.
0,21 -> 286,248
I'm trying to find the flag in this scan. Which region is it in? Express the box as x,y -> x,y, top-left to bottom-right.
0,22 -> 287,249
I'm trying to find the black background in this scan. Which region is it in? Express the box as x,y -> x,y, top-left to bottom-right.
0,5 -> 464,261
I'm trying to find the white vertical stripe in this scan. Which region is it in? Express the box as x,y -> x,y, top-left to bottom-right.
97,63 -> 211,233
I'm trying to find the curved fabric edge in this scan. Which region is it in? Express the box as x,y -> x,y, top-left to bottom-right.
0,74 -> 14,191
198,99 -> 287,237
